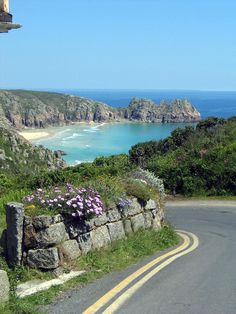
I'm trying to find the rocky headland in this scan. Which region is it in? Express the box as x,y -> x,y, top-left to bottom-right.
0,90 -> 201,129
0,89 -> 201,173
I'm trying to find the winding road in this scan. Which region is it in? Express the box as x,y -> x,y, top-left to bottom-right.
45,200 -> 236,314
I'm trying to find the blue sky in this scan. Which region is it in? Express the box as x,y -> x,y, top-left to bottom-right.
1,0 -> 236,90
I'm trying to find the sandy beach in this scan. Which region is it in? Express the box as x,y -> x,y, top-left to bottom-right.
18,122 -> 105,142
18,131 -> 52,141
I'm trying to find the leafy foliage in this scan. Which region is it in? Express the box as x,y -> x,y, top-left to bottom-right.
124,179 -> 154,203
129,117 -> 236,196
130,168 -> 165,199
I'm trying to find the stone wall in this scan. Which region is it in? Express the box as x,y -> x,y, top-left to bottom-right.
0,270 -> 9,303
2,198 -> 164,271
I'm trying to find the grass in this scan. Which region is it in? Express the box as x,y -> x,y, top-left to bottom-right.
0,190 -> 29,234
0,225 -> 178,314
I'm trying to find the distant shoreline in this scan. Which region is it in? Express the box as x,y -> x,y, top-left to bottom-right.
18,131 -> 53,141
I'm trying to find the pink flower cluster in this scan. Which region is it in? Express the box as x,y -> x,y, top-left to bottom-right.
24,183 -> 104,219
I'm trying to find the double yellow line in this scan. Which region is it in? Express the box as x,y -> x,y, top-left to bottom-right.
83,230 -> 199,314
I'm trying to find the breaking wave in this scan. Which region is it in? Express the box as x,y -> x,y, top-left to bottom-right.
62,133 -> 83,140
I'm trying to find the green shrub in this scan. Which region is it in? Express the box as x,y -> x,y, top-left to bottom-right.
0,174 -> 15,195
124,179 -> 153,203
83,175 -> 126,208
127,117 -> 236,196
130,168 -> 165,199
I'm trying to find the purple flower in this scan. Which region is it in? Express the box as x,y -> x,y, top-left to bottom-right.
23,183 -> 104,220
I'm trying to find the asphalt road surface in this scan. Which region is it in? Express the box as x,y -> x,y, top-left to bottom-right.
45,200 -> 236,314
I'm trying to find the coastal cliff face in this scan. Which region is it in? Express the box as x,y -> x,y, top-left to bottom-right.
0,126 -> 66,174
0,90 -> 201,128
0,90 -> 201,173
126,98 -> 201,123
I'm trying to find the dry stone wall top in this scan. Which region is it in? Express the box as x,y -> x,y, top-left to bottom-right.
2,198 -> 164,271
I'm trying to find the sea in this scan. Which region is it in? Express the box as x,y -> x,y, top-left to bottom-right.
33,90 -> 236,165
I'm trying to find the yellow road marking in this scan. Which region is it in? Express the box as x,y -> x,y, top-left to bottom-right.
102,231 -> 199,313
82,231 -> 194,314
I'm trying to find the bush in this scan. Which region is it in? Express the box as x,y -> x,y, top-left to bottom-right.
129,141 -> 160,167
124,179 -> 153,203
82,175 -> 126,208
0,174 -> 15,195
127,117 -> 236,196
130,168 -> 165,199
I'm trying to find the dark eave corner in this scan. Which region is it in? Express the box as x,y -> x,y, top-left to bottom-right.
0,0 -> 21,33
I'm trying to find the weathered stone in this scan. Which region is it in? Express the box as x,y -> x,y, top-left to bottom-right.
32,215 -> 52,230
84,218 -> 95,231
121,198 -> 142,218
37,223 -> 69,247
77,232 -> 92,254
27,248 -> 59,270
145,199 -> 157,210
144,212 -> 153,229
53,266 -> 65,277
6,202 -> 24,266
67,220 -> 93,238
158,208 -> 165,221
91,226 -> 111,249
152,216 -> 162,230
59,240 -> 81,260
24,216 -> 32,227
52,214 -> 64,224
123,219 -> 133,235
151,209 -> 157,218
107,221 -> 125,242
131,214 -> 145,232
24,224 -> 38,249
94,213 -> 108,227
107,208 -> 121,222
0,229 -> 7,254
0,270 -> 10,303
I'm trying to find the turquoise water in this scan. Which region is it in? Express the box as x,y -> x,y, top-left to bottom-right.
33,89 -> 236,165
33,122 -> 192,165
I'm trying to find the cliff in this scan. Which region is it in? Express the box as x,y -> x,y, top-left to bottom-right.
0,126 -> 66,174
126,98 -> 201,123
0,90 -> 201,128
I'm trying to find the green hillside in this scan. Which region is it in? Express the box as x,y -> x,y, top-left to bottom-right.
129,117 -> 236,196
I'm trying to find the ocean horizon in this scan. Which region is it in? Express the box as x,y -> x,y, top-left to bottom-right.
32,89 -> 236,165
54,89 -> 236,119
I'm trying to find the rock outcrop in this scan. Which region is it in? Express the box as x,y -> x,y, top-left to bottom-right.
0,126 -> 66,174
0,270 -> 10,303
126,97 -> 201,123
0,90 -> 201,129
